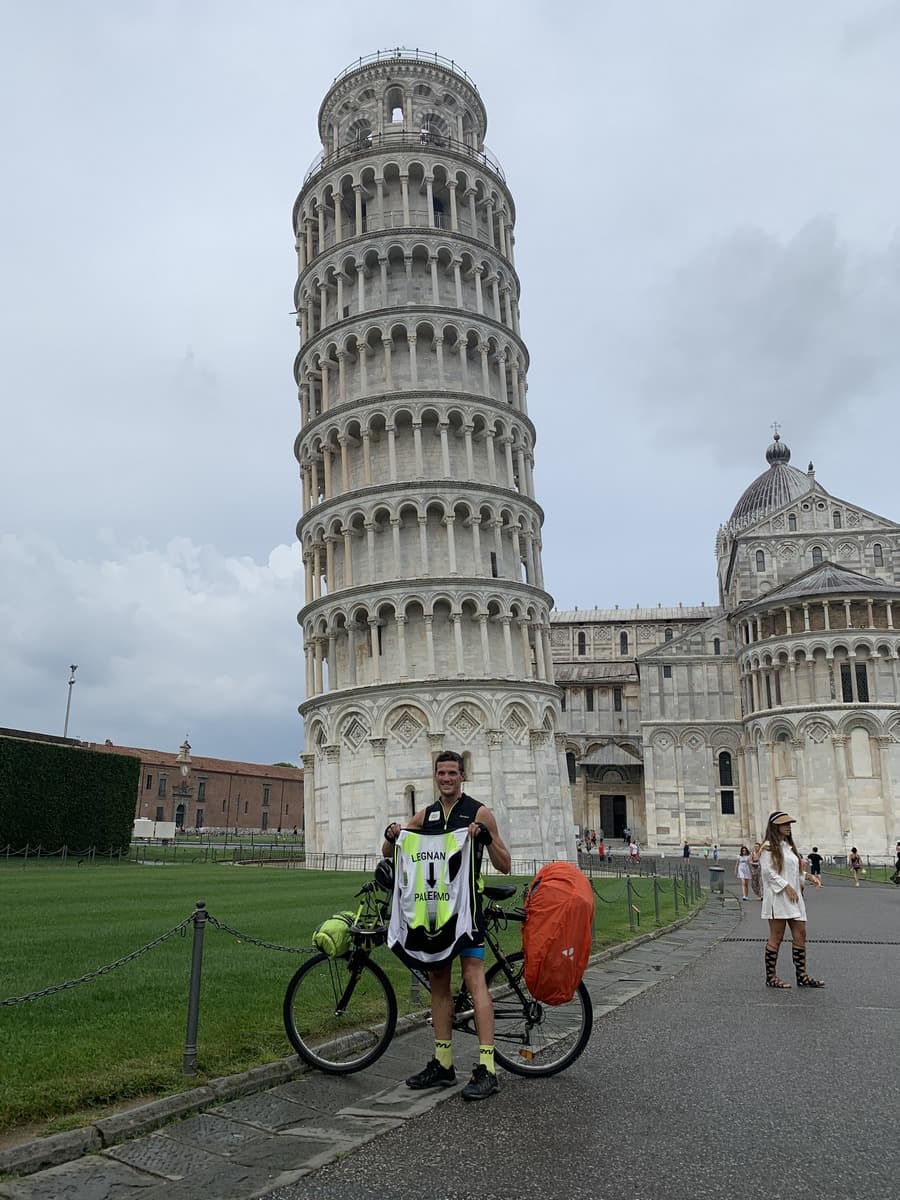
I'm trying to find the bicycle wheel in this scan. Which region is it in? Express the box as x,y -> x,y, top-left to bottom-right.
283,952 -> 397,1074
485,951 -> 592,1077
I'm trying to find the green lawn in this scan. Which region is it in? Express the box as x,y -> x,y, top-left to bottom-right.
0,861 -> 700,1134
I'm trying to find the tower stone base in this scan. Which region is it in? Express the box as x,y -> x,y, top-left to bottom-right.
301,682 -> 575,862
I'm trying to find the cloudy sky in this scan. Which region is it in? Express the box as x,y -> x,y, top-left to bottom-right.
2,1 -> 898,764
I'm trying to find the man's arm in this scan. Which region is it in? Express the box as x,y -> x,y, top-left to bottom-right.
470,805 -> 511,874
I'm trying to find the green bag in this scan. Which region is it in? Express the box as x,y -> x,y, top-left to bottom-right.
312,910 -> 356,957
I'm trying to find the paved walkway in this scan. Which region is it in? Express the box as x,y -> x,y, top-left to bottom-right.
3,876 -> 897,1199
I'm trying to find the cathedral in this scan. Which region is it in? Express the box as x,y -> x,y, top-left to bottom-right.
554,433 -> 900,856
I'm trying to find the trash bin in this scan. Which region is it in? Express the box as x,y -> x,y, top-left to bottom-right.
708,866 -> 725,895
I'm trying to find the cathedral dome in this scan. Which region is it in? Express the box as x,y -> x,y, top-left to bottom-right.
728,433 -> 812,530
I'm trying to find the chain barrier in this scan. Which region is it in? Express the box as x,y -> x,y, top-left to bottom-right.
205,914 -> 314,957
1,906 -> 319,1009
0,914 -> 195,1006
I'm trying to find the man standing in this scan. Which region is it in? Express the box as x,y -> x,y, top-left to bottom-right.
382,751 -> 511,1100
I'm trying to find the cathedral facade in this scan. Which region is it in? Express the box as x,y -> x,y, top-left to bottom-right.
555,435 -> 900,856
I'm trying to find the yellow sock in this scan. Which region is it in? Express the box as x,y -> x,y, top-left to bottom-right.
435,1039 -> 453,1069
479,1044 -> 495,1074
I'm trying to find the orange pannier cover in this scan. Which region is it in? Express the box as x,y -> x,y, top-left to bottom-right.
522,861 -> 595,1006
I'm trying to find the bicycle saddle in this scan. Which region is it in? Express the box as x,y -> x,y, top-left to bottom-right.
483,884 -> 517,901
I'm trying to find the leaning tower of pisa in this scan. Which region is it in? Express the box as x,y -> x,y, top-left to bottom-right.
294,49 -> 574,861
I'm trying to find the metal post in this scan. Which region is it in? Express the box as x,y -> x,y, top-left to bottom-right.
626,875 -> 636,932
182,901 -> 208,1075
653,874 -> 660,924
673,873 -> 680,916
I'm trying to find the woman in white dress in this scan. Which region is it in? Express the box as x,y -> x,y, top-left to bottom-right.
735,845 -> 752,900
760,811 -> 824,989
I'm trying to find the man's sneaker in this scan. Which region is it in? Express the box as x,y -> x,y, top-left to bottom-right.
461,1064 -> 499,1101
405,1058 -> 456,1090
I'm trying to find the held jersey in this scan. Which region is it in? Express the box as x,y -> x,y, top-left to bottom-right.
387,828 -> 477,970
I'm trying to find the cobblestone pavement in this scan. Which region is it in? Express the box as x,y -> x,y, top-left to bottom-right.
4,877 -> 896,1200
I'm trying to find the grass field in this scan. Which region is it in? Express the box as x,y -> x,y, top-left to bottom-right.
0,861 -> 700,1135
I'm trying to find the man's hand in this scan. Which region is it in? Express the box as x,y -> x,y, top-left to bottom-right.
384,822 -> 401,844
468,820 -> 492,845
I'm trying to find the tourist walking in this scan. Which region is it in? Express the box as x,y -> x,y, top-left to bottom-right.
807,846 -> 823,883
683,842 -> 691,860
848,847 -> 862,886
749,842 -> 763,899
735,845 -> 752,900
760,811 -> 824,989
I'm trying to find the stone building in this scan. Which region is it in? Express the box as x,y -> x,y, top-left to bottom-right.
294,50 -> 573,859
116,743 -> 304,835
555,434 -> 900,856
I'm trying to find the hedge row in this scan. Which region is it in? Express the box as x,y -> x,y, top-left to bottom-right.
0,737 -> 138,850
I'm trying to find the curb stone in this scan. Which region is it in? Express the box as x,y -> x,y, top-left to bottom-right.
0,895 -> 713,1181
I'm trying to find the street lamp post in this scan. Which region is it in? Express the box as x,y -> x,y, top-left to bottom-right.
63,665 -> 78,738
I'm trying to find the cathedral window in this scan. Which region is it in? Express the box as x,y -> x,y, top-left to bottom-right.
788,514 -> 797,531
560,692 -> 566,712
577,631 -> 586,656
619,631 -> 629,655
718,751 -> 733,786
713,637 -> 721,655
856,662 -> 870,702
755,550 -> 765,572
565,752 -> 577,784
613,687 -> 622,712
718,751 -> 735,814
832,512 -> 842,529
586,688 -> 594,712
873,543 -> 884,567
811,547 -> 823,566
663,665 -> 672,679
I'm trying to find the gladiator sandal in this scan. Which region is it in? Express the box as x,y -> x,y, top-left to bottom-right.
765,944 -> 791,988
792,946 -> 825,988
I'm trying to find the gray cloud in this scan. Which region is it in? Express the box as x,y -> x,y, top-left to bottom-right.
632,219 -> 900,451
